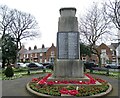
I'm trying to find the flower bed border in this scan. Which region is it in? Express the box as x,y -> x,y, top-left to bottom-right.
26,82 -> 112,97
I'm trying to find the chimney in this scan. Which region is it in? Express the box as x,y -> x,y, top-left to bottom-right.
34,45 -> 37,50
42,44 -> 45,49
52,43 -> 54,46
29,47 -> 31,50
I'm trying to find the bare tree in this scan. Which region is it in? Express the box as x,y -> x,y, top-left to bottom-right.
0,5 -> 40,67
0,5 -> 40,50
9,9 -> 40,50
104,0 -> 120,30
0,5 -> 14,39
79,3 -> 111,66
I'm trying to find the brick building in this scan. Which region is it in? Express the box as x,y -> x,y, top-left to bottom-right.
18,43 -> 56,63
19,42 -> 118,66
81,43 -> 116,66
98,43 -> 116,65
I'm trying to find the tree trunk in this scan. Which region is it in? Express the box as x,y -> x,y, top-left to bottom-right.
97,54 -> 101,67
7,59 -> 10,66
14,41 -> 19,68
2,57 -> 6,68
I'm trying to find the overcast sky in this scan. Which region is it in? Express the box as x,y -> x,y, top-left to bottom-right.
0,0 -> 112,49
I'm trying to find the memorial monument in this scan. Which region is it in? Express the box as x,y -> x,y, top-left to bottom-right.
54,7 -> 84,78
26,7 -> 112,97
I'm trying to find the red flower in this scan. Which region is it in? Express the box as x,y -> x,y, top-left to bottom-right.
95,78 -> 106,83
85,74 -> 96,84
69,90 -> 79,95
60,88 -> 69,94
60,89 -> 79,95
37,79 -> 46,85
42,73 -> 52,81
37,73 -> 52,85
32,78 -> 39,82
89,79 -> 96,84
47,73 -> 52,77
78,81 -> 83,84
61,80 -> 69,84
47,81 -> 54,85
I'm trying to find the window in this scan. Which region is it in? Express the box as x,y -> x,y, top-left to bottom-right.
31,54 -> 32,57
101,49 -> 106,56
51,51 -> 55,58
24,54 -> 25,58
40,53 -> 42,59
40,53 -> 42,56
40,59 -> 42,63
51,51 -> 54,55
45,59 -> 47,63
25,54 -> 27,58
26,54 -> 28,58
35,53 -> 37,58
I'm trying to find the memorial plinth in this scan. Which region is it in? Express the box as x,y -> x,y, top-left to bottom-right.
54,7 -> 84,78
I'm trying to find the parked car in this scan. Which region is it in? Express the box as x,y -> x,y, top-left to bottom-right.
27,62 -> 44,69
17,62 -> 24,67
84,62 -> 98,69
20,63 -> 27,67
104,63 -> 120,69
42,63 -> 53,70
17,62 -> 29,68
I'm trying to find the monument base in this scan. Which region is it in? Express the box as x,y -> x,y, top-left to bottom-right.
53,59 -> 84,78
48,75 -> 89,82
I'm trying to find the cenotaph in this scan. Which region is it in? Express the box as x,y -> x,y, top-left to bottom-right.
54,7 -> 84,78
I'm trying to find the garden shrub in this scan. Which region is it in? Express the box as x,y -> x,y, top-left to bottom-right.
4,66 -> 14,77
43,69 -> 46,73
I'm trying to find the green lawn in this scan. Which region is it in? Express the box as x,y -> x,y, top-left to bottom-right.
86,69 -> 120,79
0,68 -> 119,80
0,68 -> 52,80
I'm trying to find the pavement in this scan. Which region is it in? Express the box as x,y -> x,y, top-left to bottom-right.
90,74 -> 119,98
2,73 -> 120,98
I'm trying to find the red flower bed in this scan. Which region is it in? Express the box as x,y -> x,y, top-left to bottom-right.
44,74 -> 96,85
33,73 -> 108,86
32,73 -> 99,85
30,73 -> 108,96
32,73 -> 107,86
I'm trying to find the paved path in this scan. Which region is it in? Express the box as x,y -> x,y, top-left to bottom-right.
90,74 -> 119,98
2,73 -> 120,97
2,74 -> 46,97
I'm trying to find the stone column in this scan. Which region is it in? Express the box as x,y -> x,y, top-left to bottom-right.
54,7 -> 84,78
